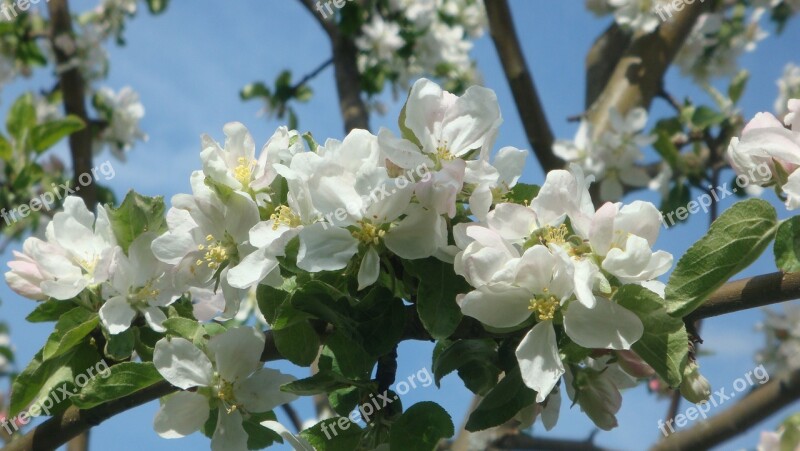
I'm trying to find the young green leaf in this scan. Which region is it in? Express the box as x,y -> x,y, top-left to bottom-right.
775,217 -> 800,273
666,199 -> 778,317
466,367 -> 536,431
72,362 -> 162,409
106,191 -> 167,252
299,419 -> 364,451
404,258 -> 467,340
390,402 -> 454,450
30,116 -> 85,153
43,308 -> 99,361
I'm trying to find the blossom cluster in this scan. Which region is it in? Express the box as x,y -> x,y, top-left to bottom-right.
757,304 -> 800,375
356,0 -> 486,97
4,77 -> 677,438
727,98 -> 800,209
452,164 -> 672,426
554,108 -> 655,201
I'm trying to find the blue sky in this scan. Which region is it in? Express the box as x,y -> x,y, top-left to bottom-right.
1,1 -> 799,450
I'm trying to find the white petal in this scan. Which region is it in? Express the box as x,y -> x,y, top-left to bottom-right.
297,224 -> 359,272
227,248 -> 279,289
357,247 -> 381,291
564,297 -> 643,350
235,368 -> 298,413
211,408 -> 248,451
99,296 -> 136,335
516,322 -> 564,403
208,327 -> 265,383
153,338 -> 214,389
459,284 -> 531,328
384,205 -> 447,259
153,391 -> 210,438
486,203 -> 538,242
142,306 -> 168,333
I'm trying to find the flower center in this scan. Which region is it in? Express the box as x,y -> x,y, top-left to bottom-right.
436,140 -> 454,161
196,235 -> 234,270
352,221 -> 385,245
529,292 -> 559,321
269,205 -> 301,230
216,379 -> 241,414
78,256 -> 99,274
128,281 -> 159,305
539,224 -> 568,246
233,157 -> 257,187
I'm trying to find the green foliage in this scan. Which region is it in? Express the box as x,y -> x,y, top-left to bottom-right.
26,300 -> 78,323
389,402 -> 454,451
30,116 -> 85,153
300,419 -> 364,451
465,366 -> 536,431
404,258 -> 466,340
106,191 -> 167,252
42,307 -> 99,361
775,217 -> 800,273
666,199 -> 778,317
432,339 -> 500,394
73,362 -> 162,409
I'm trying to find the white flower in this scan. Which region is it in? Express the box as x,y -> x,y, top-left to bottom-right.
94,86 -> 147,160
5,197 -> 118,300
775,64 -> 800,117
153,327 -> 297,451
99,232 -> 181,334
151,171 -> 261,317
465,142 -> 527,221
607,0 -> 667,34
356,15 -> 405,67
589,201 -> 673,283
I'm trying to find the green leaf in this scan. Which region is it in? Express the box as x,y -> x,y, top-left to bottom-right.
30,116 -> 85,153
256,283 -> 291,325
390,402 -> 454,450
281,370 -> 354,396
614,285 -> 688,386
780,413 -> 800,451
146,0 -> 169,14
355,287 -> 405,357
43,308 -> 99,361
162,317 -> 201,340
73,362 -> 162,409
104,327 -> 135,361
728,70 -> 749,104
432,339 -> 499,387
775,217 -> 800,273
666,199 -> 778,317
690,106 -> 726,129
466,367 -> 536,431
240,82 -> 271,101
106,191 -> 167,252
26,300 -> 77,323
324,331 -> 374,380
273,320 -> 320,367
300,419 -> 364,451
242,412 -> 282,450
7,93 -> 36,140
10,342 -> 101,416
505,183 -> 540,204
653,129 -> 681,170
404,258 -> 466,340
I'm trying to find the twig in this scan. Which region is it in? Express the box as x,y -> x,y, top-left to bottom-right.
281,404 -> 304,434
491,430 -> 612,451
484,0 -> 563,174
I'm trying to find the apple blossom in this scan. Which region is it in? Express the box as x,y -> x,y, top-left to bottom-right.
153,327 -> 296,451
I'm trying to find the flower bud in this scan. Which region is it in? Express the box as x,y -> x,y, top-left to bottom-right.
680,362 -> 711,404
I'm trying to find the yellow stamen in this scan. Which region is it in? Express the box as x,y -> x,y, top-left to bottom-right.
436,140 -> 454,161
233,157 -> 257,186
529,295 -> 559,321
269,205 -> 301,230
539,224 -> 569,246
351,221 -> 386,245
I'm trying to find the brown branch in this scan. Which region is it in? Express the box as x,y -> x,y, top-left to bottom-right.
491,430 -> 611,451
586,3 -> 705,140
651,367 -> 800,451
48,0 -> 96,208
585,24 -> 632,109
485,0 -> 563,174
297,0 -> 370,133
687,271 -> 800,323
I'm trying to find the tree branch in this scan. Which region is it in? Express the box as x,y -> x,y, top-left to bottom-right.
586,3 -> 705,139
48,0 -> 96,208
491,430 -> 611,451
651,367 -> 800,451
687,271 -> 800,323
585,24 -> 632,109
485,0 -> 563,174
297,0 -> 370,133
